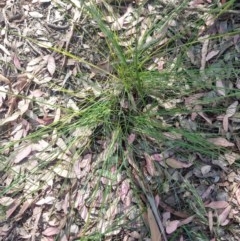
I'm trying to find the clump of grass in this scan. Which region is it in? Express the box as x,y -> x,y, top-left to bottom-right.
1,0 -> 240,240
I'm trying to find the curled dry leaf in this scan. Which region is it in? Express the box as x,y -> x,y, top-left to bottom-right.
166,158 -> 192,169
205,201 -> 229,209
207,137 -> 234,147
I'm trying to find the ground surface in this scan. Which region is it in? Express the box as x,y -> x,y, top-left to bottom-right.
0,0 -> 240,240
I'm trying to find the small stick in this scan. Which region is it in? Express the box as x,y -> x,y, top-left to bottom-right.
46,22 -> 69,31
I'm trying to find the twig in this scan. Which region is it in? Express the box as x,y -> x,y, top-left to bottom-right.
61,22 -> 75,68
46,22 -> 70,31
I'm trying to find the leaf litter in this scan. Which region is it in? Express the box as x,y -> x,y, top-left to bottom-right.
0,0 -> 240,240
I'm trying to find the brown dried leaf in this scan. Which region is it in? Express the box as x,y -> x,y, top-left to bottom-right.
207,137 -> 234,147
127,133 -> 136,144
166,158 -> 192,169
235,188 -> 240,205
80,205 -> 88,222
166,220 -> 180,234
0,111 -> 21,126
0,197 -> 14,206
128,231 -> 141,239
201,185 -> 215,199
42,227 -> 60,236
224,152 -> 239,165
111,6 -> 134,31
18,99 -> 30,115
14,145 -> 32,163
30,89 -> 45,98
120,179 -> 130,202
147,207 -> 162,241
223,115 -> 229,132
208,210 -> 213,233
184,93 -> 205,109
15,200 -> 33,220
198,111 -> 212,125
206,50 -> 219,61
144,152 -> 157,176
13,53 -> 22,70
151,153 -> 163,162
178,215 -> 195,227
53,164 -> 76,178
205,201 -> 229,209
226,101 -> 238,117
91,60 -> 113,75
6,200 -> 21,218
201,165 -> 211,175
27,56 -> 43,66
36,197 -> 55,205
218,205 -> 231,226
163,132 -> 182,140
31,206 -> 42,241
236,78 -> 240,89
216,80 -> 226,96
0,73 -> 11,86
200,37 -> 209,70
29,11 -> 43,18
105,198 -> 120,220
47,55 -> 56,76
